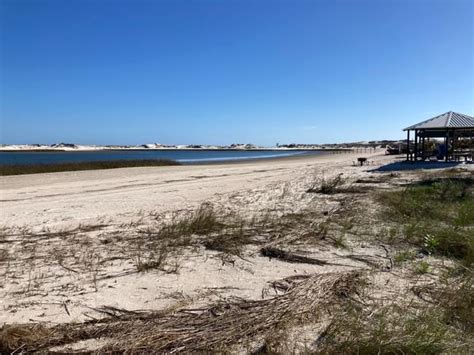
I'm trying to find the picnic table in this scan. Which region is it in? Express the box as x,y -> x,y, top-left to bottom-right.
357,157 -> 367,166
454,150 -> 473,162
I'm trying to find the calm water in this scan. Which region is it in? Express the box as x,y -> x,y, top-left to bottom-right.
0,150 -> 326,166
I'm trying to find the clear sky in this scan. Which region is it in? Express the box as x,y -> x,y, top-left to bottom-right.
1,0 -> 473,146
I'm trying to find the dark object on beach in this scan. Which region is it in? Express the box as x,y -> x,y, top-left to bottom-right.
357,157 -> 367,166
0,159 -> 180,176
385,146 -> 400,155
260,246 -> 327,265
385,144 -> 409,155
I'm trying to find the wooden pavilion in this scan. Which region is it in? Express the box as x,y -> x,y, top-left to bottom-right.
403,111 -> 474,162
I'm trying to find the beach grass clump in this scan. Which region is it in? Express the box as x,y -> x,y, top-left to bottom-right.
156,203 -> 225,241
132,203 -> 234,271
147,205 -> 322,260
132,243 -> 171,273
377,177 -> 474,266
307,173 -> 346,194
307,173 -> 374,195
0,159 -> 180,176
414,261 -> 430,274
145,203 -> 225,242
131,203 -> 307,271
183,203 -> 224,235
436,275 -> 474,333
378,178 -> 473,222
202,219 -> 252,257
316,274 -> 473,355
314,302 -> 471,354
393,250 -> 416,264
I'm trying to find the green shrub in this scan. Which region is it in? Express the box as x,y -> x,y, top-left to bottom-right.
393,250 -> 415,264
415,261 -> 430,274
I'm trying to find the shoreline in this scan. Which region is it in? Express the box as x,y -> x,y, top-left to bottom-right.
0,150 -> 385,228
185,149 -> 358,165
0,150 -> 371,175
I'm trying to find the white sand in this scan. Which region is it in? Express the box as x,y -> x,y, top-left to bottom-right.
0,151 -> 381,229
0,150 -> 405,327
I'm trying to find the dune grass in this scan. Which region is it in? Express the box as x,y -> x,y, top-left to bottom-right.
305,174 -> 473,354
377,176 -> 474,267
0,159 -> 180,176
314,273 -> 473,355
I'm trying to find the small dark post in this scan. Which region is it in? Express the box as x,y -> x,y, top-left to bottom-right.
421,132 -> 425,161
452,131 -> 456,161
445,131 -> 449,162
414,130 -> 418,161
406,130 -> 410,161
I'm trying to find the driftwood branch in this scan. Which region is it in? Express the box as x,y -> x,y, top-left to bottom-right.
260,247 -> 328,265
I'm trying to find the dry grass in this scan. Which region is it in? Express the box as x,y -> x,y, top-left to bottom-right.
315,274 -> 473,354
0,324 -> 54,354
147,203 -> 225,241
415,274 -> 474,333
307,173 -> 346,194
314,304 -> 469,354
307,173 -> 375,195
134,200 -> 353,267
202,220 -> 252,258
0,272 -> 362,353
131,242 -> 172,272
129,203 -> 227,271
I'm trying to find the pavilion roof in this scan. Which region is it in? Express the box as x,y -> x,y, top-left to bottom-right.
403,111 -> 474,131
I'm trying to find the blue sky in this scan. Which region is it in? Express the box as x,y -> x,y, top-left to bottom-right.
1,0 -> 473,146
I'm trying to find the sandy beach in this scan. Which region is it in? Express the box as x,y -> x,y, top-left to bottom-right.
1,151 -> 472,352
1,151 -> 382,313
2,0 -> 472,351
0,151 -> 378,228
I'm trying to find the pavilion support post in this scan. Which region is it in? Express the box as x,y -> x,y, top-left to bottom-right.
414,130 -> 418,161
406,130 -> 410,161
452,131 -> 456,162
445,131 -> 449,162
421,132 -> 425,161
427,137 -> 430,160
